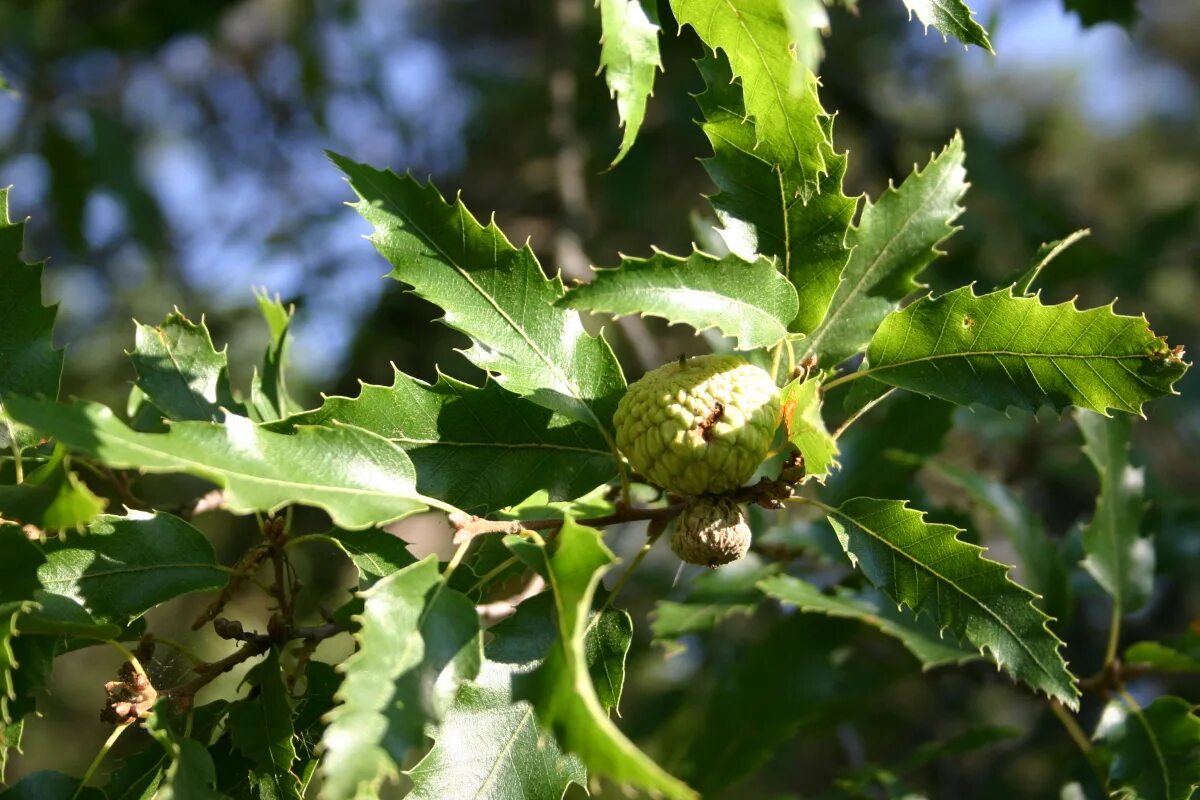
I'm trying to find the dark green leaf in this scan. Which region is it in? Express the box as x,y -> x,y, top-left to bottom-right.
0,445 -> 105,532
319,557 -> 481,800
30,512 -> 226,624
1095,696 -> 1200,800
146,702 -> 223,800
507,520 -> 696,799
227,650 -> 301,800
861,286 -> 1189,415
927,460 -> 1072,621
695,54 -> 854,334
4,397 -> 430,529
900,0 -> 993,51
0,526 -> 45,725
0,719 -> 21,784
598,0 -> 661,165
1125,634 -> 1200,673
759,574 -> 978,668
780,377 -> 838,482
330,155 -> 626,436
1003,229 -> 1091,296
806,134 -> 967,366
0,771 -> 104,800
818,497 -> 1079,707
406,593 -> 592,800
1064,0 -> 1137,27
672,0 -> 830,199
16,591 -> 122,640
651,558 -> 780,640
102,744 -> 167,800
559,249 -> 798,350
670,615 -> 852,795
275,369 -> 616,515
294,528 -> 416,587
1077,410 -> 1153,614
248,291 -> 302,423
130,312 -> 244,423
0,187 -> 63,403
583,604 -> 633,713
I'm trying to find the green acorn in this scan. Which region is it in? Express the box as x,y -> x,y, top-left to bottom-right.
613,354 -> 780,496
670,496 -> 752,568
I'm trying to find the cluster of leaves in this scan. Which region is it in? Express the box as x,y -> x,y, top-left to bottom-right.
0,1 -> 1196,799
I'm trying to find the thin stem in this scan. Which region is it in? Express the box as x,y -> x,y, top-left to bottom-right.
9,428 -> 23,484
468,555 -> 521,596
1103,602 -> 1122,670
784,336 -> 796,378
71,723 -> 130,800
600,532 -> 661,612
770,340 -> 784,384
166,638 -> 270,705
105,640 -> 148,680
833,388 -> 896,439
1049,700 -> 1092,757
150,635 -> 206,665
821,369 -> 871,393
441,536 -> 474,587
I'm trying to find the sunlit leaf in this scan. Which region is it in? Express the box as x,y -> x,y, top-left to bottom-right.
1125,633 -> 1200,673
900,0 -> 992,51
779,377 -> 838,482
4,397 -> 430,529
505,520 -> 696,799
330,155 -> 626,436
695,54 -> 854,333
129,311 -> 244,423
319,557 -> 481,800
248,290 -> 302,423
0,444 -> 105,531
276,369 -> 616,515
671,0 -> 830,199
597,0 -> 661,165
818,497 -> 1079,707
406,592 -> 636,800
861,286 -> 1189,415
806,134 -> 967,366
559,248 -> 799,350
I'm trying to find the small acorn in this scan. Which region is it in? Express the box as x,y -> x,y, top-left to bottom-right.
670,496 -> 752,568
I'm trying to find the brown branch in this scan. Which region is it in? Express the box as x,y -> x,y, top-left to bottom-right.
451,477 -> 797,543
164,618 -> 349,710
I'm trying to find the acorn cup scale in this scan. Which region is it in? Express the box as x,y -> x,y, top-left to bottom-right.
613,354 -> 781,496
670,496 -> 752,568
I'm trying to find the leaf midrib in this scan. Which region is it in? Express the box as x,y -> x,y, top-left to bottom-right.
808,156 -> 958,355
88,423 -> 419,502
351,168 -> 608,435
824,503 -> 1067,693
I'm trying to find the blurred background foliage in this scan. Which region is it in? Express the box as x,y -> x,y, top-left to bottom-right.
1,0 -> 1197,797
